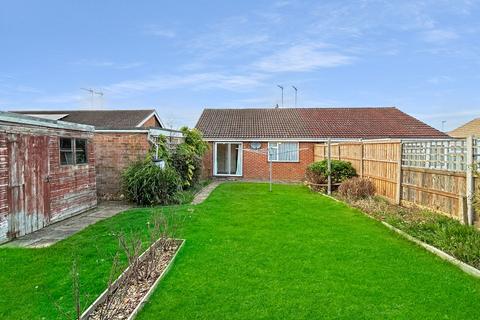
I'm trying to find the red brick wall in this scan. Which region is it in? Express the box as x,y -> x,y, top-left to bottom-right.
202,141 -> 315,181
93,132 -> 150,199
202,144 -> 213,179
142,115 -> 161,128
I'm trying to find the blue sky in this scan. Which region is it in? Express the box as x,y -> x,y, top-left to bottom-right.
1,0 -> 479,130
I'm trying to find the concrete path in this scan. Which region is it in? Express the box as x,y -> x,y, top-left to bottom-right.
191,181 -> 222,205
2,201 -> 133,248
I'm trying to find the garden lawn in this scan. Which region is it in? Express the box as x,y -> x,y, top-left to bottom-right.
138,183 -> 480,319
0,183 -> 479,319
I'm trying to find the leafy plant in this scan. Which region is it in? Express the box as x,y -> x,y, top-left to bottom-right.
170,127 -> 209,188
338,177 -> 375,199
151,134 -> 171,162
122,160 -> 181,205
306,160 -> 356,185
171,144 -> 202,188
180,126 -> 208,156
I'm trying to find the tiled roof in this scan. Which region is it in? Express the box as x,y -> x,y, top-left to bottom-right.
449,118 -> 480,138
11,109 -> 158,129
195,107 -> 448,140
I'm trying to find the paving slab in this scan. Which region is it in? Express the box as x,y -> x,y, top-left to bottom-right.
2,201 -> 133,248
191,181 -> 222,205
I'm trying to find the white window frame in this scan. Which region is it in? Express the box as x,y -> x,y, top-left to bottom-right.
213,142 -> 243,176
268,142 -> 300,163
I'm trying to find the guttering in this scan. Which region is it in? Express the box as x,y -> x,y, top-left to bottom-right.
204,137 -> 451,143
94,127 -> 183,137
204,138 -> 362,142
0,111 -> 94,132
95,129 -> 150,133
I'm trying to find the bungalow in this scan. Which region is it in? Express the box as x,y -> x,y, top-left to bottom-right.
449,118 -> 480,138
195,107 -> 449,181
12,109 -> 183,199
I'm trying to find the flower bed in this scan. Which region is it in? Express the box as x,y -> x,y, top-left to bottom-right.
81,238 -> 184,320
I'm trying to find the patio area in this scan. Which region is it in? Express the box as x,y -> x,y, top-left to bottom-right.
2,201 -> 132,248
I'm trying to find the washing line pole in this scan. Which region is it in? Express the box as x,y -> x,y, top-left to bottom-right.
269,158 -> 273,192
327,138 -> 332,195
268,144 -> 273,192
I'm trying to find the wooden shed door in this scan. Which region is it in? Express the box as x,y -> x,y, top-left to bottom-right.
7,134 -> 51,239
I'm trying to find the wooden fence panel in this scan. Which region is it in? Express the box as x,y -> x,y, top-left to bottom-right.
338,143 -> 362,174
314,144 -> 326,162
362,142 -> 400,201
313,141 -> 400,201
313,140 -> 474,224
401,167 -> 467,221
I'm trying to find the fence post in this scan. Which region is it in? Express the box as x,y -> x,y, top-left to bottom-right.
327,138 -> 332,195
466,135 -> 474,225
396,142 -> 403,205
360,141 -> 364,178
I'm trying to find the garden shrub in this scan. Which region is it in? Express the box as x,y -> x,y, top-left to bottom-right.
171,143 -> 203,188
122,126 -> 209,205
122,160 -> 181,206
170,127 -> 208,188
305,160 -> 356,190
338,177 -> 375,199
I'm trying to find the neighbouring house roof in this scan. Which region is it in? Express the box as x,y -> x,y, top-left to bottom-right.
0,111 -> 94,132
448,118 -> 480,138
11,109 -> 164,129
195,107 -> 449,140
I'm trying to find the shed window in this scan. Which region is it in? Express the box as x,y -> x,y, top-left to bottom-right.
60,138 -> 88,165
268,142 -> 299,162
75,139 -> 87,164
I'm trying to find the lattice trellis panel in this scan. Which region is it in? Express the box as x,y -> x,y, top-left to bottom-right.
402,139 -> 467,172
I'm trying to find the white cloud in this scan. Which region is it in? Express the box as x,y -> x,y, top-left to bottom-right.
0,84 -> 43,94
143,25 -> 176,38
253,44 -> 353,73
34,93 -> 85,104
73,59 -> 144,70
103,72 -> 267,95
422,29 -> 459,43
221,34 -> 270,48
427,75 -> 454,84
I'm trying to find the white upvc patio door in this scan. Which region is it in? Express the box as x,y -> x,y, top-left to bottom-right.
214,142 -> 243,176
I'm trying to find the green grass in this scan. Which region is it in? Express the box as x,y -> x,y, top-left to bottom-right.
1,183 -> 480,319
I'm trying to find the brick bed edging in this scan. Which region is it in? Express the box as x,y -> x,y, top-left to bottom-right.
80,239 -> 185,320
317,193 -> 480,279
